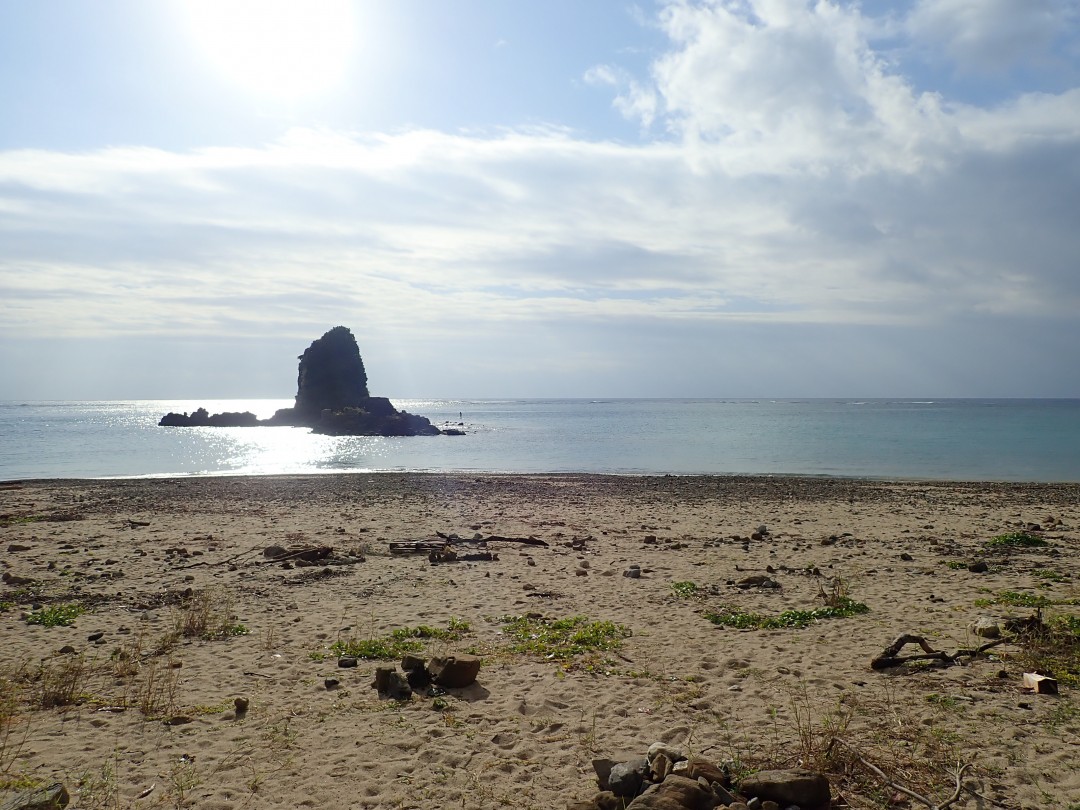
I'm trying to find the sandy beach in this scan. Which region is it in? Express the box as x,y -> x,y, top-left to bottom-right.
2,474 -> 1079,809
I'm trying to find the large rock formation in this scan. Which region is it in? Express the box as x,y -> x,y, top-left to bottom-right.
294,325 -> 369,417
159,327 -> 445,436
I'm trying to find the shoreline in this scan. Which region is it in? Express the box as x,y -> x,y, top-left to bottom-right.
2,474 -> 1078,808
10,469 -> 1080,491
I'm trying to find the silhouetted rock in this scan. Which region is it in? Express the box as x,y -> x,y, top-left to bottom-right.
294,325 -> 370,417
158,327 -> 448,437
158,408 -> 260,427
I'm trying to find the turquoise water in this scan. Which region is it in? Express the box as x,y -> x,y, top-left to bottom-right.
1,398 -> 1079,481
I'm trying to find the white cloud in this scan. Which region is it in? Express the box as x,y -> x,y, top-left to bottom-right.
1,0 -> 1079,396
907,0 -> 1075,73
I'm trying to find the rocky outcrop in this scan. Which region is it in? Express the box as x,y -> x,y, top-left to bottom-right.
157,408 -> 260,427
159,327 -> 449,436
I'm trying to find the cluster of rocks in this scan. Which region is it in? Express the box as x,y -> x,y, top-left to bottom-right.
349,654 -> 482,701
159,327 -> 447,437
571,743 -> 830,810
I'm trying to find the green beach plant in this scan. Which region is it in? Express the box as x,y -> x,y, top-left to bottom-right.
25,603 -> 84,627
499,615 -> 631,660
670,581 -> 700,598
331,619 -> 472,660
985,531 -> 1049,549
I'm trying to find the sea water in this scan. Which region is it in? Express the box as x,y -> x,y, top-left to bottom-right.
1,398 -> 1079,481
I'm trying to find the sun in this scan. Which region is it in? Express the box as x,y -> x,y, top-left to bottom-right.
181,0 -> 355,101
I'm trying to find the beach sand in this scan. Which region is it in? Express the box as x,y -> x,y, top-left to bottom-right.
2,474 -> 1079,809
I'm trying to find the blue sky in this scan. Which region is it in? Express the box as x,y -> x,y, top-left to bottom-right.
1,0 -> 1078,399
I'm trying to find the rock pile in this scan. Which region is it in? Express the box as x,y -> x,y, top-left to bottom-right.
368,653 -> 482,700
570,742 -> 830,810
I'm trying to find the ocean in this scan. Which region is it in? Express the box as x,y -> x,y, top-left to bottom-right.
1,398 -> 1079,482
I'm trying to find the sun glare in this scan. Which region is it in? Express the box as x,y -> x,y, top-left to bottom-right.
182,0 -> 355,100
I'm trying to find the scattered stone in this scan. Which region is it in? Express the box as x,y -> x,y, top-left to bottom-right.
162,715 -> 194,726
576,568 -> 589,577
970,616 -> 1002,638
685,758 -> 727,787
608,759 -> 648,798
647,742 -> 686,764
739,769 -> 830,810
324,678 -> 340,689
0,781 -> 69,810
899,553 -> 914,561
626,774 -> 716,809
337,656 -> 359,668
6,544 -> 31,553
428,654 -> 481,688
967,560 -> 989,573
57,645 -> 76,655
736,575 -> 780,590
649,752 -> 673,782
401,654 -> 426,672
624,566 -> 642,579
87,632 -> 104,642
233,697 -> 249,714
371,667 -> 413,699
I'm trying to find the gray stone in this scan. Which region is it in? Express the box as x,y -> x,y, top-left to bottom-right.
608,758 -> 648,798
739,770 -> 829,810
624,566 -> 642,579
0,782 -> 69,810
626,774 -> 718,809
970,616 -> 999,638
647,742 -> 686,763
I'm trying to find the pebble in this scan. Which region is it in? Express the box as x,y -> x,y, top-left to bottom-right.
338,657 -> 359,668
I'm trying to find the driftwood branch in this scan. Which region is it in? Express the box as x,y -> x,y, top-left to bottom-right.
259,546 -> 333,564
835,739 -> 971,810
435,531 -> 549,547
871,633 -> 1007,670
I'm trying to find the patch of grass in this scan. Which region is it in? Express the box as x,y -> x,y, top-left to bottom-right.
974,590 -> 1054,609
0,515 -> 44,527
1034,569 -> 1068,583
390,618 -> 471,641
705,596 -> 870,630
944,561 -> 968,570
175,588 -> 248,640
32,655 -> 91,709
985,531 -> 1049,549
25,603 -> 84,627
500,615 -> 632,660
925,693 -> 963,711
332,619 -> 471,660
331,637 -> 423,659
671,581 -> 700,598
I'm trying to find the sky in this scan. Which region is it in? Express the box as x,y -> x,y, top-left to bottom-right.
1,0 -> 1079,400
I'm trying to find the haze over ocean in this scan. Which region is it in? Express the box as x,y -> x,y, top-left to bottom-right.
2,398 -> 1079,481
